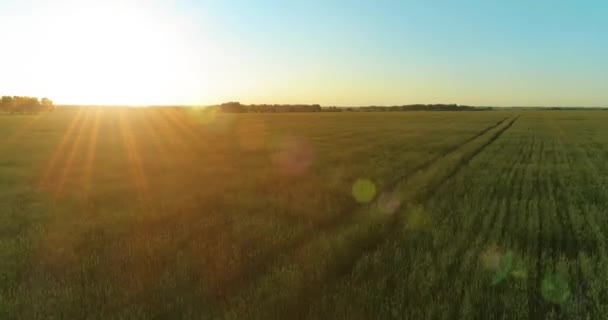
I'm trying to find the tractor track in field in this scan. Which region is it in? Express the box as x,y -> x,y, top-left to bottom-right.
450,128 -> 531,320
259,116 -> 512,230
446,156 -> 512,319
420,116 -> 523,317
312,115 -> 511,234
216,116 -> 513,304
422,115 -> 520,205
385,116 -> 511,189
303,113 -> 520,320
316,113 -> 520,320
265,116 -> 512,232
290,115 -> 521,317
444,125 -> 529,319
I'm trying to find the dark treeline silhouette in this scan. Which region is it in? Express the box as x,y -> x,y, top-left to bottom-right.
355,104 -> 492,112
0,96 -> 55,113
218,102 -> 322,113
216,102 -> 491,113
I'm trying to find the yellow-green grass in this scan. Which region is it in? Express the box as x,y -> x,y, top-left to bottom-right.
307,111 -> 608,319
6,108 -> 607,318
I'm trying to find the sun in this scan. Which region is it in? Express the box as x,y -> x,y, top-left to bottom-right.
4,1 -> 206,105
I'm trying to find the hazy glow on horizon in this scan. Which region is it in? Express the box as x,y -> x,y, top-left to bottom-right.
1,0 -> 607,106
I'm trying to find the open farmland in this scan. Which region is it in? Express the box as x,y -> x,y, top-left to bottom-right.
1,108 -> 608,319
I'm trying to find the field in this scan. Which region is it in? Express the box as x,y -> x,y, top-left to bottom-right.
1,107 -> 608,319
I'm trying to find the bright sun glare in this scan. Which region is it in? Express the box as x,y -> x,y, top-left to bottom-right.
1,1 -> 206,105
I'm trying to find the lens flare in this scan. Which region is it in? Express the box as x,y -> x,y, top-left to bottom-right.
480,245 -> 503,271
403,205 -> 432,230
377,191 -> 402,215
272,136 -> 314,176
351,179 -> 376,203
541,274 -> 570,305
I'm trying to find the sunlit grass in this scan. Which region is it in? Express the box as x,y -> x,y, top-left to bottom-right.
4,108 -> 606,318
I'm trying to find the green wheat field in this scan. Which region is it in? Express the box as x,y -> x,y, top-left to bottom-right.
2,107 -> 608,319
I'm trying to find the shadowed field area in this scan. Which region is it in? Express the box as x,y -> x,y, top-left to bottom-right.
2,107 -> 608,319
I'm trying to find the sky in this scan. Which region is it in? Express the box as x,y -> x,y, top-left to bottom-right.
0,0 -> 607,106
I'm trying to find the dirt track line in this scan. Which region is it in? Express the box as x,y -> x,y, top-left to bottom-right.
249,116 -> 512,232
422,115 -> 520,204
318,114 -> 521,319
415,124 -> 524,319
297,115 -> 522,318
226,115 -> 523,317
215,116 -> 514,303
361,115 -> 521,319
388,116 -> 510,189
448,124 -> 530,319
429,115 -> 519,262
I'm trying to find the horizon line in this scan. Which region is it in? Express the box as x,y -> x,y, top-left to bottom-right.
55,104 -> 608,109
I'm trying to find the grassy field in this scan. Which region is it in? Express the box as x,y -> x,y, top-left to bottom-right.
1,107 -> 608,318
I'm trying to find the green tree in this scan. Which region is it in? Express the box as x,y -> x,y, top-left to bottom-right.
0,96 -> 53,113
41,97 -> 54,111
1,96 -> 14,112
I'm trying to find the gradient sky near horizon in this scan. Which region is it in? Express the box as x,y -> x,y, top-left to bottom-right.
1,0 -> 607,106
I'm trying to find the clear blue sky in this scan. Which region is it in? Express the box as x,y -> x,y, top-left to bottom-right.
1,0 -> 607,106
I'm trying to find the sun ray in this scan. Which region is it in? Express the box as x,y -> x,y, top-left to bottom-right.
37,107 -> 86,191
119,110 -> 153,213
139,109 -> 172,168
152,108 -> 197,157
82,107 -> 102,194
162,108 -> 233,167
167,108 -> 237,176
163,108 -> 208,148
53,108 -> 93,198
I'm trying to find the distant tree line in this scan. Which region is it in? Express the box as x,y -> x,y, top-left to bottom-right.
218,102 -> 322,113
216,102 -> 491,113
353,104 -> 492,112
0,96 -> 55,113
